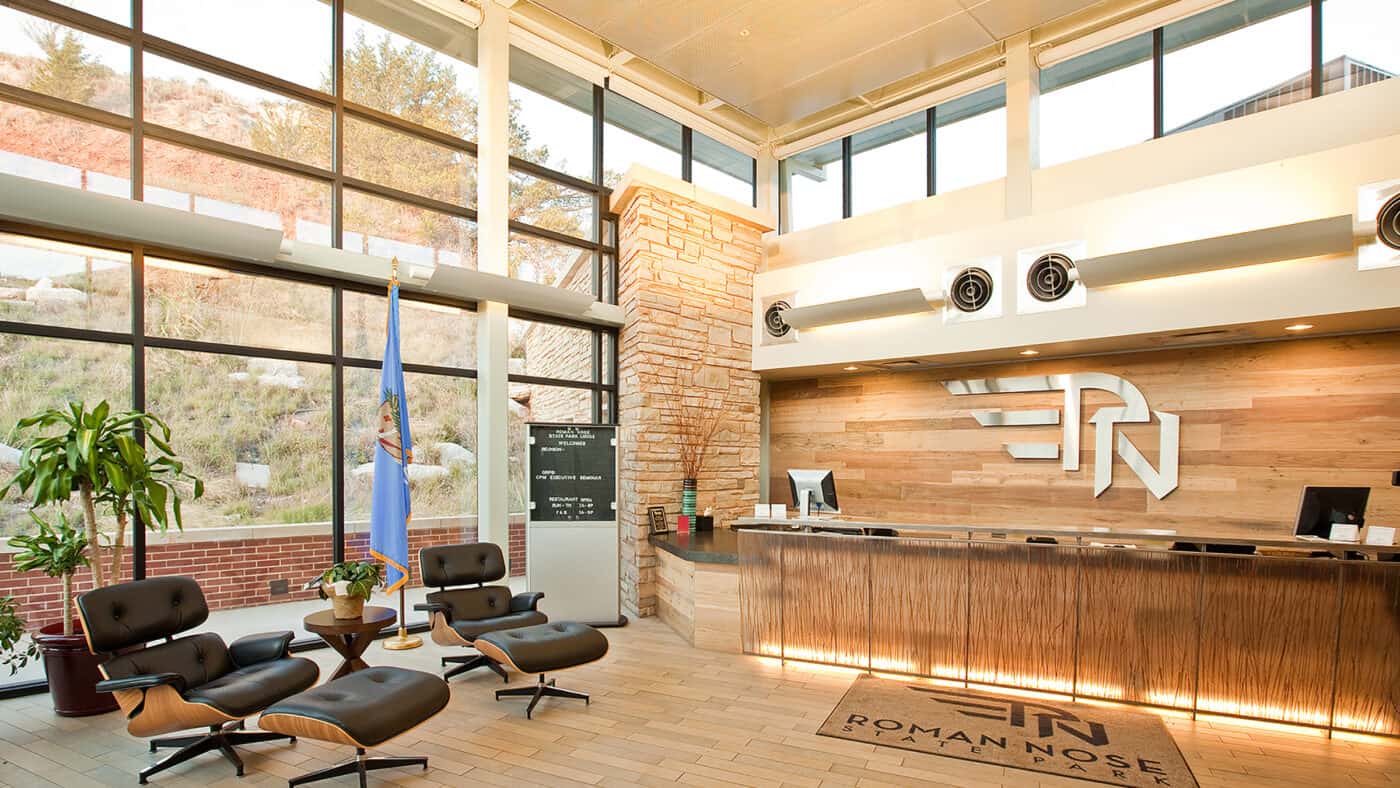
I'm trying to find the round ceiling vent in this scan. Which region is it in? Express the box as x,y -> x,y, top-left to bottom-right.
1026,253 -> 1076,302
949,267 -> 994,313
1379,192 -> 1400,251
763,300 -> 792,337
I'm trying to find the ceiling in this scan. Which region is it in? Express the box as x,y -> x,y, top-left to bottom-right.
530,0 -> 1111,127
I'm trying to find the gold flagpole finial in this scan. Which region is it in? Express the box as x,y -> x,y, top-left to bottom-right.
389,256 -> 400,288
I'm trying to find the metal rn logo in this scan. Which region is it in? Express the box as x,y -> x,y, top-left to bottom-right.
942,373 -> 1179,499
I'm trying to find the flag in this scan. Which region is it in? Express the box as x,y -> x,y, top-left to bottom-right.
370,277 -> 412,594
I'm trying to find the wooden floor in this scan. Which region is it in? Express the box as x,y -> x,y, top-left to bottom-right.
1,617 -> 1396,787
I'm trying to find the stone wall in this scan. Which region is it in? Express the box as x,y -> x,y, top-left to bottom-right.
614,172 -> 769,617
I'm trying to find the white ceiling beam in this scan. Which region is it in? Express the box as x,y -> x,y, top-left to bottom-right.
607,46 -> 636,68
772,67 -> 1005,160
1037,0 -> 1232,67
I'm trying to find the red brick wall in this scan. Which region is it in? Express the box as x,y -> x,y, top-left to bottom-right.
1,521 -> 526,630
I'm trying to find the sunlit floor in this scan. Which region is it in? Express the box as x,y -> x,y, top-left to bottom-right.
1,616 -> 1396,787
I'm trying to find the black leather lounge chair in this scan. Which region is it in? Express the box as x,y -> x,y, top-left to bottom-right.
77,576 -> 320,784
414,542 -> 546,681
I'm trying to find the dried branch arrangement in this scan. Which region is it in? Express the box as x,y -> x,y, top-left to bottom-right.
660,382 -> 725,480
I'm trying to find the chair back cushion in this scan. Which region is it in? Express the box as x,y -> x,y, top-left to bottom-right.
420,543 -> 505,587
102,632 -> 233,690
78,576 -> 209,653
427,586 -> 512,622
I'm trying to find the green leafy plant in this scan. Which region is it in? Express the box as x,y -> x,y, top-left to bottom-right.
318,561 -> 383,601
0,596 -> 40,675
8,511 -> 89,636
3,400 -> 204,590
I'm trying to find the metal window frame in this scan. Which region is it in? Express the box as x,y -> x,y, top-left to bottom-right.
0,0 -> 621,694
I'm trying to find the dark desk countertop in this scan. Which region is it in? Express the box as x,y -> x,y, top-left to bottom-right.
649,529 -> 740,565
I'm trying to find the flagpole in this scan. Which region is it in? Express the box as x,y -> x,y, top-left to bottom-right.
382,256 -> 422,652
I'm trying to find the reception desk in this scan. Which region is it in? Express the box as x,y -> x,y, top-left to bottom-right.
735,521 -> 1400,736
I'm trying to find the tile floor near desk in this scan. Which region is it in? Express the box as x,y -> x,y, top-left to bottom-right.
0,618 -> 1396,787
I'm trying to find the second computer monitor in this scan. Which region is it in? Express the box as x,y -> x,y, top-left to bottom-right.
788,469 -> 839,514
1293,486 -> 1369,538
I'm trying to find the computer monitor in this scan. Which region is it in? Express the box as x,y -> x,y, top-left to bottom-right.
1294,486 -> 1369,538
788,469 -> 839,515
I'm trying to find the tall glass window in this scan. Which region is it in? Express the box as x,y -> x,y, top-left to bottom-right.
692,131 -> 756,207
0,0 -> 618,694
781,139 -> 843,232
0,101 -> 131,196
143,0 -> 333,90
343,0 -> 478,139
0,6 -> 131,115
143,53 -> 334,169
1163,0 -> 1312,134
1321,0 -> 1400,95
1039,34 -> 1154,167
935,84 -> 1007,194
851,112 -> 926,216
603,91 -> 682,186
509,47 -> 594,180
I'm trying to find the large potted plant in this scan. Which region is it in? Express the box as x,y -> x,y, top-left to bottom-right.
3,400 -> 203,715
317,560 -> 383,619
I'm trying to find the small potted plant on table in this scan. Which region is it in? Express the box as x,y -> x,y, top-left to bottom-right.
318,561 -> 383,619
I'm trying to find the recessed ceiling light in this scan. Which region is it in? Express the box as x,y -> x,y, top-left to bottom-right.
1019,349 -> 1040,356
1284,323 -> 1314,332
738,27 -> 750,37
843,365 -> 859,371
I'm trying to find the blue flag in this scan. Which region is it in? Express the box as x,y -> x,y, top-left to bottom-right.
369,281 -> 412,594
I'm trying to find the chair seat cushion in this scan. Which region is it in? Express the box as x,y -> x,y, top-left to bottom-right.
476,622 -> 608,675
183,656 -> 319,718
450,610 -> 547,641
260,667 -> 449,747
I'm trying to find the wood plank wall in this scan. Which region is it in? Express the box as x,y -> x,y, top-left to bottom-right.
767,332 -> 1400,538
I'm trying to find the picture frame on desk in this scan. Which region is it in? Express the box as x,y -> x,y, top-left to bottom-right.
647,505 -> 669,535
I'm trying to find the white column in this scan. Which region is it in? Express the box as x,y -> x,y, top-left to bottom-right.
476,0 -> 511,557
755,146 -> 780,228
1004,32 -> 1039,220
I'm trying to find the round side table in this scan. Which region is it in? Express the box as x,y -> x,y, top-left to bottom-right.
303,606 -> 397,681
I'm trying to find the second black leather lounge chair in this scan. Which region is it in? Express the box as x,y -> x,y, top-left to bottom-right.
414,542 -> 546,681
77,576 -> 320,784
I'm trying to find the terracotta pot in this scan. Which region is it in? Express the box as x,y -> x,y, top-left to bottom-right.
329,588 -> 366,620
35,621 -> 118,717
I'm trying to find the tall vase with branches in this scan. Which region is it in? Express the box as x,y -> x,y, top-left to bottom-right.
663,385 -> 725,519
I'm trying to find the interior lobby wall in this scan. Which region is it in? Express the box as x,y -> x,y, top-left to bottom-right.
767,331 -> 1400,537
614,172 -> 769,616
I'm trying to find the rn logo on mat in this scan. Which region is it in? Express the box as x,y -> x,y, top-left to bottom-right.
942,372 -> 1179,499
820,676 -> 1199,787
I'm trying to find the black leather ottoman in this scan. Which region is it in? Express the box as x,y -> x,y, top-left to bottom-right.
259,667 -> 449,787
475,622 -> 609,719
